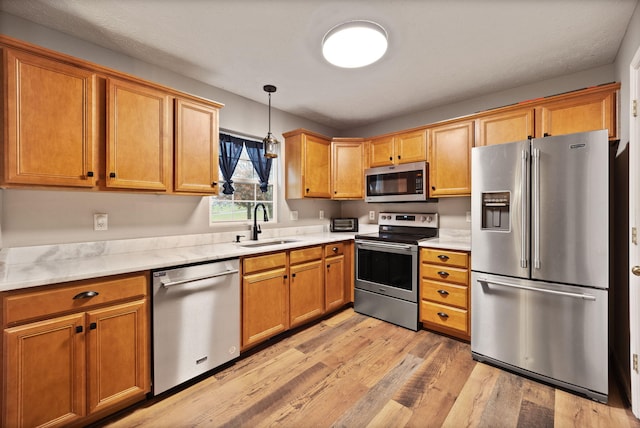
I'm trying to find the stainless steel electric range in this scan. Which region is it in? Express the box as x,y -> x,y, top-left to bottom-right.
354,212 -> 438,330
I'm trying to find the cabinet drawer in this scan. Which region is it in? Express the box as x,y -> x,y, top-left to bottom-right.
3,272 -> 148,326
290,246 -> 322,265
421,279 -> 468,309
421,264 -> 469,285
421,248 -> 469,268
324,242 -> 345,258
421,301 -> 468,334
243,252 -> 287,274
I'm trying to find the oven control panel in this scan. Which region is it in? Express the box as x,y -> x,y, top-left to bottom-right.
378,212 -> 438,228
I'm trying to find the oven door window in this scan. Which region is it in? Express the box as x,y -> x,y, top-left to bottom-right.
357,248 -> 413,290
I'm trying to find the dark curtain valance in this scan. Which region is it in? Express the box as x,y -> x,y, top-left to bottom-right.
219,133 -> 272,194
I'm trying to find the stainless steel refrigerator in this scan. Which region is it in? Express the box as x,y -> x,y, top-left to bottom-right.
471,129 -> 611,403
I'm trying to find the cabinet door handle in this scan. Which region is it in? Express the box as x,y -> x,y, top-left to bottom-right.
89,322 -> 97,330
283,275 -> 288,279
292,273 -> 296,278
109,172 -> 116,178
437,289 -> 449,295
431,186 -> 436,191
73,291 -> 99,299
327,264 -> 331,269
437,271 -> 449,277
389,156 -> 393,161
211,181 -> 218,187
397,155 -> 401,159
437,312 -> 449,318
87,171 -> 94,177
437,255 -> 449,261
76,326 -> 84,333
306,188 -> 310,193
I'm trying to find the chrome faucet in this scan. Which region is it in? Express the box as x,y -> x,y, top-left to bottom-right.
251,203 -> 268,240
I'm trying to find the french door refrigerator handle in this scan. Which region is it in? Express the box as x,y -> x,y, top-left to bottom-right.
477,278 -> 596,301
532,147 -> 541,269
520,149 -> 528,269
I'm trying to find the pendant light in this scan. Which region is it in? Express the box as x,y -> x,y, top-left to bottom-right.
263,84 -> 279,158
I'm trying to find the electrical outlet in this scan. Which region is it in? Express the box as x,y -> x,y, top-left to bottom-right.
319,210 -> 324,219
369,211 -> 376,221
289,210 -> 299,221
94,213 -> 108,231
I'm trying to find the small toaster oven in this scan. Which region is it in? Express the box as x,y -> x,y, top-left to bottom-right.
330,218 -> 358,232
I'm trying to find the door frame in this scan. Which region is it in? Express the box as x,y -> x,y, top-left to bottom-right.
630,44 -> 640,418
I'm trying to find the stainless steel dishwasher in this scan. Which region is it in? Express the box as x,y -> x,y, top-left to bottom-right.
152,258 -> 240,395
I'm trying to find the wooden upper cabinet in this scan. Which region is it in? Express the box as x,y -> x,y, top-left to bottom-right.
428,119 -> 474,197
369,135 -> 395,167
368,130 -> 427,167
174,98 -> 220,194
331,138 -> 364,199
106,77 -> 171,191
395,129 -> 427,163
477,108 -> 534,146
536,86 -> 617,139
3,48 -> 97,187
284,129 -> 331,199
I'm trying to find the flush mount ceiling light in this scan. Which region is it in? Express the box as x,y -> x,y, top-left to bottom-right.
322,20 -> 388,68
262,84 -> 279,158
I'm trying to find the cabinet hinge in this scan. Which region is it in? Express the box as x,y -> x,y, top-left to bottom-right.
634,354 -> 638,373
633,227 -> 638,246
634,99 -> 638,118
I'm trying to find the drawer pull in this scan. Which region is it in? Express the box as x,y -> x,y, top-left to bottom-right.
437,255 -> 450,261
437,312 -> 449,318
437,289 -> 449,296
437,271 -> 449,277
332,247 -> 338,252
73,291 -> 99,300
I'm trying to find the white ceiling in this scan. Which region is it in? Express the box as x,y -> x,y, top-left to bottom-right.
1,0 -> 638,131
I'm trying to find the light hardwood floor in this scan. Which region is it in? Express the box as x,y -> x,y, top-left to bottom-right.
100,308 -> 640,427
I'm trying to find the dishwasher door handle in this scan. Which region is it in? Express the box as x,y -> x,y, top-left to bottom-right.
161,269 -> 239,288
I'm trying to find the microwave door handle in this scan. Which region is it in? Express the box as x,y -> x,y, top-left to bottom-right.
520,149 -> 528,269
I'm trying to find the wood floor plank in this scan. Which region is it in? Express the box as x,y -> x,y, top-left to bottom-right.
477,370 -> 525,427
366,399 -> 414,428
440,362 -> 502,428
402,338 -> 476,427
333,353 -> 424,427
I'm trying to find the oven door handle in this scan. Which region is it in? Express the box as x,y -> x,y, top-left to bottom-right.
356,240 -> 415,252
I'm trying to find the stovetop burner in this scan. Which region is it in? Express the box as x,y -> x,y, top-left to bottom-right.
355,212 -> 438,245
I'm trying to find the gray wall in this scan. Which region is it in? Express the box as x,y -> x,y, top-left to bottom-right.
0,9 -> 633,248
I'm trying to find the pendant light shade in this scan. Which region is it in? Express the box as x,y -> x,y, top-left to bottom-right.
263,84 -> 279,158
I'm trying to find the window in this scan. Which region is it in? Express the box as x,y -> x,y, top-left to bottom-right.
210,138 -> 275,224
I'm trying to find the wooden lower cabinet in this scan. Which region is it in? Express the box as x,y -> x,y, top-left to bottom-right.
420,248 -> 471,341
2,272 -> 150,428
289,258 -> 324,328
241,242 -> 352,350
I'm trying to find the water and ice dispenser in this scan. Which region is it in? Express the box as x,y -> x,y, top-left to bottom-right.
481,192 -> 510,231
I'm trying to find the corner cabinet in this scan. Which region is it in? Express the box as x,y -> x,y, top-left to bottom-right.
427,119 -> 474,197
284,129 -> 331,199
106,77 -> 172,191
331,138 -> 365,199
2,48 -> 98,187
241,241 -> 353,350
2,272 -> 150,428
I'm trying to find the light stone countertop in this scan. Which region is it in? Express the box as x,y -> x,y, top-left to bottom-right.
419,229 -> 471,252
0,225 -> 374,292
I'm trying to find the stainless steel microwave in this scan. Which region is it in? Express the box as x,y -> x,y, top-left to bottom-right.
365,161 -> 432,203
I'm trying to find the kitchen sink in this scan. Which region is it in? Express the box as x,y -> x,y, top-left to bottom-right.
239,239 -> 299,248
